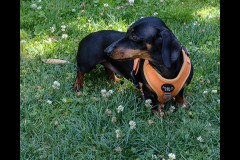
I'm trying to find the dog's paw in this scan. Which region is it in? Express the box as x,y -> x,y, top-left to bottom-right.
151,104 -> 165,117
73,81 -> 83,93
113,75 -> 120,83
181,98 -> 188,108
174,96 -> 189,109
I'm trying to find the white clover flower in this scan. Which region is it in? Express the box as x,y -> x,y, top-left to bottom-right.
105,92 -> 111,97
211,90 -> 217,93
101,89 -> 114,98
62,98 -> 67,103
152,154 -> 158,159
103,3 -> 109,7
160,0 -> 164,2
106,90 -> 114,97
61,25 -> 66,29
114,146 -> 122,152
145,99 -> 152,108
208,15 -> 213,19
168,153 -> 176,160
203,90 -> 208,94
31,4 -> 38,9
108,24 -> 113,28
62,34 -> 68,39
61,25 -> 66,31
46,100 -> 52,104
53,81 -> 60,87
37,6 -> 42,10
105,108 -> 112,115
111,116 -> 117,123
153,12 -> 158,16
169,106 -> 175,112
38,0 -> 42,2
52,81 -> 60,89
145,99 -> 152,103
72,9 -> 76,12
115,129 -> 121,139
21,40 -> 26,44
117,105 -> 124,113
197,136 -> 204,142
54,120 -> 58,125
148,119 -> 155,125
50,26 -> 55,33
128,0 -> 134,4
189,41 -> 193,45
129,120 -> 136,130
101,89 -> 107,94
108,90 -> 114,94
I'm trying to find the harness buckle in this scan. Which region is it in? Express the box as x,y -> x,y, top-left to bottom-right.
163,92 -> 172,101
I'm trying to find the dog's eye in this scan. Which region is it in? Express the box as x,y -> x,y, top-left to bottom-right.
130,34 -> 139,41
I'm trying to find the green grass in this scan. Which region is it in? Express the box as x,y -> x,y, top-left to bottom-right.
20,0 -> 220,159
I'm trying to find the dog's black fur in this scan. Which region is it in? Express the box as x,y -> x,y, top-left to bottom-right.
105,16 -> 194,112
73,30 -> 141,92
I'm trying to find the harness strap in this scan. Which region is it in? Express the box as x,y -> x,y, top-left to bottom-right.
143,49 -> 191,104
133,58 -> 140,75
133,58 -> 144,95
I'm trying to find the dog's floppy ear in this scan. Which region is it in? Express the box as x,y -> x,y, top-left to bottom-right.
159,30 -> 182,68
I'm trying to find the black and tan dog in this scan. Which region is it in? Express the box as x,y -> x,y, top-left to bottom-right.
105,16 -> 194,112
73,30 -> 141,92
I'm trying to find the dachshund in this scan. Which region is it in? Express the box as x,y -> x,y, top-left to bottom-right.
105,16 -> 194,113
73,30 -> 141,93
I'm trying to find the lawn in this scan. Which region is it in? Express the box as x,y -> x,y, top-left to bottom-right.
20,0 -> 220,159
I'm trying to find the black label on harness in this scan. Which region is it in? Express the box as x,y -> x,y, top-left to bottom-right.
161,84 -> 174,92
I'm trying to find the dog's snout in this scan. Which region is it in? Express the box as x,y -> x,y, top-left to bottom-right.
104,46 -> 113,55
105,38 -> 122,55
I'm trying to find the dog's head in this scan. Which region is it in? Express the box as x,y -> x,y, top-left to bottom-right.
104,16 -> 182,68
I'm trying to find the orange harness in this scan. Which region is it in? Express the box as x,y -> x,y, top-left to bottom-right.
133,49 -> 191,104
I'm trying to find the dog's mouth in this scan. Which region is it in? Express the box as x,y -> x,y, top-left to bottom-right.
109,48 -> 152,61
108,56 -> 133,61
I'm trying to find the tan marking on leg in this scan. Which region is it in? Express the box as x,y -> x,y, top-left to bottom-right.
104,67 -> 120,83
73,71 -> 84,92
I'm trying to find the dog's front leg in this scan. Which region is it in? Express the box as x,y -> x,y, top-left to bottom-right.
174,88 -> 188,108
151,103 -> 165,117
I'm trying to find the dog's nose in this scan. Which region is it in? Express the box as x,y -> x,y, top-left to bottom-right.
105,39 -> 122,55
104,46 -> 113,55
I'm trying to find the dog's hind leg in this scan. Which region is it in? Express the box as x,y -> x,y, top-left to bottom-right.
73,69 -> 84,92
102,62 -> 121,83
